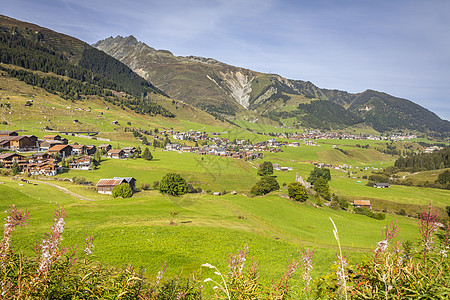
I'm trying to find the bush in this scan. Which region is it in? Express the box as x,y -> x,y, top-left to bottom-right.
257,161 -> 273,176
307,167 -> 331,184
313,177 -> 330,200
152,180 -> 160,190
112,183 -> 133,198
139,182 -> 150,191
159,173 -> 187,196
287,182 -> 308,202
251,176 -> 279,196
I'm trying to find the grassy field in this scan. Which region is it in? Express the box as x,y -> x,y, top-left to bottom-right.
0,176 -> 422,285
1,70 -> 449,290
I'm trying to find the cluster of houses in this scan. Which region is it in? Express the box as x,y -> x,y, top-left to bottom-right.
277,130 -> 416,141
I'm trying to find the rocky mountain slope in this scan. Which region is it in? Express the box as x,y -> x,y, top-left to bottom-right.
94,36 -> 450,137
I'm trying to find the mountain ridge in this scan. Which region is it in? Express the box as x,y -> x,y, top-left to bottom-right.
94,35 -> 450,137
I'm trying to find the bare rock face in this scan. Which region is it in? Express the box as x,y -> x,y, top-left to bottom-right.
219,70 -> 254,109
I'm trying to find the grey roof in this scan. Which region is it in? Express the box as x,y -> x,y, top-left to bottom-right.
113,177 -> 135,183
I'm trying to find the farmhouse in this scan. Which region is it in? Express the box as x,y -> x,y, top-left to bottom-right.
353,200 -> 372,209
0,131 -> 18,137
0,153 -> 26,168
0,135 -> 38,151
48,144 -> 73,157
69,155 -> 91,170
107,149 -> 125,159
28,153 -> 55,163
23,162 -> 59,176
71,144 -> 87,156
98,144 -> 112,152
96,177 -> 136,194
374,183 -> 390,188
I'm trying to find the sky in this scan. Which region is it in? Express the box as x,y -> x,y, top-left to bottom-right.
3,0 -> 450,120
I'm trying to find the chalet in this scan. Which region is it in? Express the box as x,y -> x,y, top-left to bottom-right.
23,162 -> 59,176
69,155 -> 91,170
122,147 -> 136,158
86,145 -> 97,155
98,144 -> 112,153
39,140 -> 65,151
107,149 -> 125,159
353,200 -> 372,209
43,134 -> 62,141
165,144 -> 181,151
43,135 -> 68,144
181,146 -> 193,153
96,177 -> 136,194
48,144 -> 73,157
113,177 -> 136,191
374,183 -> 390,188
28,153 -> 55,163
0,153 -> 26,168
0,135 -> 38,151
0,131 -> 18,137
71,144 -> 87,156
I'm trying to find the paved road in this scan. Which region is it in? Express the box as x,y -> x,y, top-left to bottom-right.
31,180 -> 94,201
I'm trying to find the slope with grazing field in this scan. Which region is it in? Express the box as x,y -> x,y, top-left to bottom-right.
0,176 -> 422,284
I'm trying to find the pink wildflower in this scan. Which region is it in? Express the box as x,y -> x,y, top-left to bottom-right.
1,205 -> 30,260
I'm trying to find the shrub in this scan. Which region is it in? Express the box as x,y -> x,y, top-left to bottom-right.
257,161 -> 273,176
159,173 -> 187,196
287,182 -> 308,202
307,167 -> 331,184
313,178 -> 330,200
152,180 -> 160,190
250,176 -> 279,196
139,182 -> 150,191
112,183 -> 133,198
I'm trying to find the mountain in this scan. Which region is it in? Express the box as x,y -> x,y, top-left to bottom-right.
94,35 -> 450,137
0,15 -> 174,118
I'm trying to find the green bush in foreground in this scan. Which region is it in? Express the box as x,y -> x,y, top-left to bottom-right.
112,183 -> 133,198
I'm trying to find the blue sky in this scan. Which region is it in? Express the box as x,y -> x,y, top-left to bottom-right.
3,0 -> 450,120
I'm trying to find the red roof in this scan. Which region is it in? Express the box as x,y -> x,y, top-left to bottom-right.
96,179 -> 124,186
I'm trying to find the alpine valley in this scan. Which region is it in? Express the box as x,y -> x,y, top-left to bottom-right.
94,35 -> 450,138
0,14 -> 449,300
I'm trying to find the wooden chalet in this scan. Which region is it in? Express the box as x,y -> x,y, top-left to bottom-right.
23,162 -> 59,176
353,200 -> 372,209
0,135 -> 38,151
0,131 -> 18,137
28,153 -> 55,163
86,145 -> 97,155
71,144 -> 87,156
96,177 -> 136,194
48,144 -> 73,157
107,149 -> 125,159
69,155 -> 91,170
122,147 -> 136,158
0,153 -> 26,168
98,144 -> 112,152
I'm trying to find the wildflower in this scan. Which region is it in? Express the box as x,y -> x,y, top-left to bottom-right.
228,245 -> 248,275
1,205 -> 30,260
155,261 -> 167,285
36,207 -> 67,275
299,246 -> 315,295
83,234 -> 94,256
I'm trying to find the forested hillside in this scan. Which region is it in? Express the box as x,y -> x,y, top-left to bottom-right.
0,15 -> 173,117
394,147 -> 450,172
